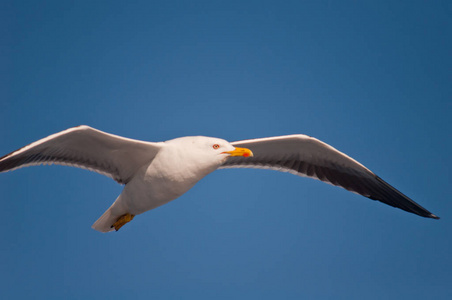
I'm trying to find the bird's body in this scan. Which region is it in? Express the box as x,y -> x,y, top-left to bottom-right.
0,125 -> 438,232
94,136 -> 233,232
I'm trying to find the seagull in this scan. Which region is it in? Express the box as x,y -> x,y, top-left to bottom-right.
0,125 -> 438,232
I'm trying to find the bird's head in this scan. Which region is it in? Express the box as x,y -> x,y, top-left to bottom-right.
165,136 -> 253,167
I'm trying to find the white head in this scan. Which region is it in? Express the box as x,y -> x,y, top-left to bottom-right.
164,136 -> 253,168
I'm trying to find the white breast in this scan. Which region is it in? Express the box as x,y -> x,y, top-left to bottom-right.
119,142 -> 220,214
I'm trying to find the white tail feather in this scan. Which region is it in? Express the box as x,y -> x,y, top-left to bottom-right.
91,206 -> 118,233
92,194 -> 129,232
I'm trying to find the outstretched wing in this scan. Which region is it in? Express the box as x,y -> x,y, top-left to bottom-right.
0,125 -> 162,184
220,135 -> 438,219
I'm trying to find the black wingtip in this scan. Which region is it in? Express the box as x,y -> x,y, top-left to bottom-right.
429,214 -> 440,220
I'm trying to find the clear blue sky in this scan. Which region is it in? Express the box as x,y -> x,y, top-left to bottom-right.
1,1 -> 451,299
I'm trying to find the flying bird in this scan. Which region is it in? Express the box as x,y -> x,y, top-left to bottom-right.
0,126 -> 438,232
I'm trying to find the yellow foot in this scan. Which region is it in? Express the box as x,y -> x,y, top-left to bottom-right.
111,213 -> 135,231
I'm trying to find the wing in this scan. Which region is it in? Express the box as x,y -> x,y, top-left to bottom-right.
220,135 -> 439,219
0,125 -> 162,184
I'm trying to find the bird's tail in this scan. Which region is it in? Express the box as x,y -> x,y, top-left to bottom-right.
92,196 -> 126,233
92,206 -> 117,233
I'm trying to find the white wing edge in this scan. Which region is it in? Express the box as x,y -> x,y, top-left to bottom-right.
0,125 -> 155,161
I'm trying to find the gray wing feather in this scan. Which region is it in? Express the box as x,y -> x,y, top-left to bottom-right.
220,135 -> 438,219
0,126 -> 162,184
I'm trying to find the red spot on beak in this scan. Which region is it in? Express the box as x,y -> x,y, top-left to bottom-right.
243,153 -> 250,157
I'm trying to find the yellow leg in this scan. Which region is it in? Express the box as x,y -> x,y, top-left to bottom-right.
111,213 -> 135,231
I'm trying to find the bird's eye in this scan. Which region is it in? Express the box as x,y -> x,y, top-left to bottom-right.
213,144 -> 220,149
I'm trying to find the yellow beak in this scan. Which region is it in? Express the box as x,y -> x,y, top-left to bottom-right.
223,147 -> 254,157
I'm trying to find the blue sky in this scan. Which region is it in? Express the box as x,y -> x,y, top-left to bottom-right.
1,1 -> 451,299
